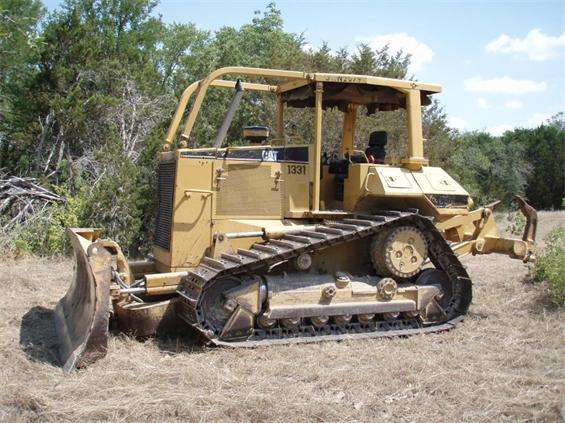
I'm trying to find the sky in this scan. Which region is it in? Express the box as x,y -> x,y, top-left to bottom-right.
43,0 -> 565,135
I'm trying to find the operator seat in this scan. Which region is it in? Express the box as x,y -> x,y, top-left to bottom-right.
365,131 -> 387,164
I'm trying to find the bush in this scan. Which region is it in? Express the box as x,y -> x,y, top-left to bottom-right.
504,209 -> 526,237
0,189 -> 88,256
531,227 -> 565,306
80,144 -> 157,256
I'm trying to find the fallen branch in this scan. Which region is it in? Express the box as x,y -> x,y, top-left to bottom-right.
0,175 -> 65,229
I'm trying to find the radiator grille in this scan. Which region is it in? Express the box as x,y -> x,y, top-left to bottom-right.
215,164 -> 282,217
154,162 -> 176,250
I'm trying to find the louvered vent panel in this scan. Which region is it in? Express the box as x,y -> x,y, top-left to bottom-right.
154,162 -> 176,250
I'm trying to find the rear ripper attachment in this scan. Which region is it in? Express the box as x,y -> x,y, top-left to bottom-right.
176,211 -> 472,347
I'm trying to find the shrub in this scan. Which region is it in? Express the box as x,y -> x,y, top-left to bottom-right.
81,145 -> 156,256
0,189 -> 88,256
504,209 -> 526,237
531,227 -> 565,306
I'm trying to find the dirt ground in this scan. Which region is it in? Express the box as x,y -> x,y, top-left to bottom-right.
0,211 -> 563,422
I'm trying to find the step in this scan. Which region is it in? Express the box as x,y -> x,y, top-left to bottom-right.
201,257 -> 226,270
342,218 -> 374,227
237,248 -> 262,259
283,234 -> 312,244
253,244 -> 279,254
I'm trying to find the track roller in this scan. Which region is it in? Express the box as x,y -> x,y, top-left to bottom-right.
357,314 -> 375,325
310,316 -> 329,328
280,318 -> 301,330
333,315 -> 352,326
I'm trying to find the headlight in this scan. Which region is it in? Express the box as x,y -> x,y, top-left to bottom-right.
426,194 -> 470,208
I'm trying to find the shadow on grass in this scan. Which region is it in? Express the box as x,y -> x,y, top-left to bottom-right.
19,302 -> 211,369
153,325 -> 209,355
19,306 -> 60,367
114,298 -> 209,355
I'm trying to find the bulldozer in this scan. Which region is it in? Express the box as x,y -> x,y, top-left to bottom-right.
55,67 -> 537,372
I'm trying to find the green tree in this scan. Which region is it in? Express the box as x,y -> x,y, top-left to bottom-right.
350,44 -> 377,75
423,100 -> 457,169
2,0 -> 174,254
4,0 -> 167,175
508,114 -> 564,209
449,131 -> 530,206
0,0 -> 44,168
0,0 -> 43,97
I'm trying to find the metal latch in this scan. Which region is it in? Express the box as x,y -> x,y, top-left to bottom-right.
215,168 -> 226,188
185,189 -> 213,199
272,170 -> 284,190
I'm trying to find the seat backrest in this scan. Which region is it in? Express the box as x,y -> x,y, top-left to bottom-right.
366,131 -> 387,163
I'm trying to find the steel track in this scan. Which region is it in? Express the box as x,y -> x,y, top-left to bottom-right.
176,210 -> 473,346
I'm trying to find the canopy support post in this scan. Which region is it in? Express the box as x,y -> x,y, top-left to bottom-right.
341,103 -> 357,157
402,89 -> 428,170
312,82 -> 324,212
277,94 -> 284,141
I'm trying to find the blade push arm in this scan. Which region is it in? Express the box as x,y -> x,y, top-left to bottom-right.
437,196 -> 537,262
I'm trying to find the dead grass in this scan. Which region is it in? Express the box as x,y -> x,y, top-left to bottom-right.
0,211 -> 564,422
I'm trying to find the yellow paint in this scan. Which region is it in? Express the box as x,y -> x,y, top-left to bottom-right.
341,103 -> 357,156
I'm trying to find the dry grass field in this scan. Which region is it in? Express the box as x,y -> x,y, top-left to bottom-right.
0,211 -> 563,422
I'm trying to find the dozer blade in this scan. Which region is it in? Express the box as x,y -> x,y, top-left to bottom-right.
54,228 -> 113,372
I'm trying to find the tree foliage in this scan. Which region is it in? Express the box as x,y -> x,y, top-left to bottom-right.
508,114 -> 564,209
445,114 -> 564,209
448,131 -> 530,206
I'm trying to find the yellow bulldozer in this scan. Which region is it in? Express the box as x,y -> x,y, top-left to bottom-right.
55,67 -> 537,371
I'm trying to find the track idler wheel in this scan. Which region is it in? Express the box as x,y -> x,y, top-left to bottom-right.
199,276 -> 260,341
371,225 -> 428,278
416,268 -> 452,310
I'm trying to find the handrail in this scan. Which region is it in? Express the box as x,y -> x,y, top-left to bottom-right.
179,67 -> 309,145
164,77 -> 278,150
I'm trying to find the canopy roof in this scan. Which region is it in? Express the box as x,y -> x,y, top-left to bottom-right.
281,81 -> 435,113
